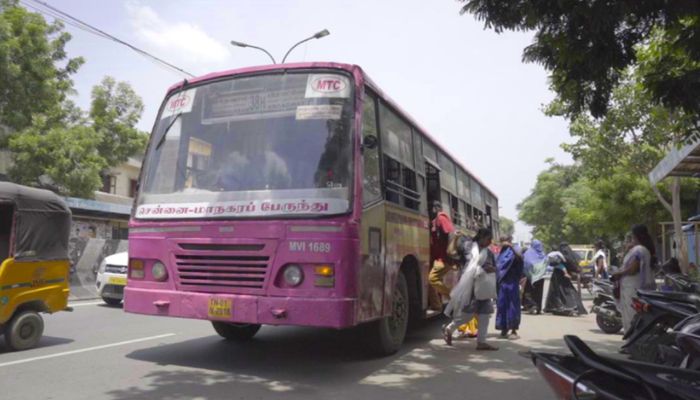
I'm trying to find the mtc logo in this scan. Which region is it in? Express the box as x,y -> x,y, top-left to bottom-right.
168,94 -> 190,111
312,78 -> 346,93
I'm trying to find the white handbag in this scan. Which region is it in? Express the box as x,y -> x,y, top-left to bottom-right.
474,251 -> 497,300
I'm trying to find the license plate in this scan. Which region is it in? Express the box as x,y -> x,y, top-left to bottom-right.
108,276 -> 127,286
208,298 -> 232,319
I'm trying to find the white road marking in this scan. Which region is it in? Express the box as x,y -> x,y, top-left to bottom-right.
0,333 -> 176,368
68,301 -> 104,307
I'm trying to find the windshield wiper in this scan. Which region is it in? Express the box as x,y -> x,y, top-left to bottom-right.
154,112 -> 182,151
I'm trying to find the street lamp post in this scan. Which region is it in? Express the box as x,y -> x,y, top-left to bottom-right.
230,29 -> 330,65
229,40 -> 277,64
281,29 -> 330,63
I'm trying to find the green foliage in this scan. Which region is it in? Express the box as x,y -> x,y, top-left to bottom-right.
0,4 -> 148,198
499,216 -> 514,237
90,76 -> 148,166
8,76 -> 148,198
517,162 -> 581,247
459,1 -> 700,136
8,120 -> 106,198
0,0 -> 83,132
519,160 -> 699,247
521,70 -> 700,246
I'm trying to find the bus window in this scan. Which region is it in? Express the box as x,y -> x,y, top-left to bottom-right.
402,167 -> 419,210
380,104 -> 413,169
412,130 -> 424,175
441,190 -> 451,219
422,140 -> 437,165
450,195 -> 461,227
384,155 -> 401,204
425,162 -> 441,213
438,152 -> 456,194
362,92 -> 381,205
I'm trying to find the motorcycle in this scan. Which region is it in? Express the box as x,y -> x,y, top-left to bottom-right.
664,272 -> 700,293
590,279 -> 622,334
658,313 -> 700,369
622,289 -> 700,362
529,335 -> 700,400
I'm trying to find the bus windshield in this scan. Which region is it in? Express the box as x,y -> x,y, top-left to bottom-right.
136,72 -> 354,220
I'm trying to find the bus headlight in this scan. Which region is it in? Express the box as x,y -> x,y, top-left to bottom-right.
283,265 -> 304,286
151,261 -> 168,281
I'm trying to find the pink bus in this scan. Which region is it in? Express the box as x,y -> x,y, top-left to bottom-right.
125,62 -> 499,355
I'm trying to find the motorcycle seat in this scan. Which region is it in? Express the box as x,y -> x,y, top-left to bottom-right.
563,335 -> 640,382
638,289 -> 700,305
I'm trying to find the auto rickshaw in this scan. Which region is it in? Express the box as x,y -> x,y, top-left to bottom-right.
0,182 -> 71,351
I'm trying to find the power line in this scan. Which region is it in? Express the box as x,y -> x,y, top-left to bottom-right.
21,0 -> 195,78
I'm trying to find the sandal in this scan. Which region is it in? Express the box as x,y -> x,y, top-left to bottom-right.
442,324 -> 453,346
476,342 -> 499,351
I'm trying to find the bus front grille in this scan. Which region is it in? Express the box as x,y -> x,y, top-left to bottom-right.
174,243 -> 272,292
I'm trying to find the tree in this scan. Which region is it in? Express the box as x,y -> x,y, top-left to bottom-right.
548,71 -> 700,272
9,120 -> 106,198
517,161 -> 581,248
459,1 -> 700,137
0,0 -> 83,134
9,77 -> 148,198
0,4 -> 147,198
499,216 -> 514,238
90,76 -> 148,166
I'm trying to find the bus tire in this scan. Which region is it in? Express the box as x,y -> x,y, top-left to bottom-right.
212,322 -> 261,341
365,272 -> 409,356
4,310 -> 44,351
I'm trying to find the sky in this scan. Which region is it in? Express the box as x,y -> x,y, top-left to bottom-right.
46,0 -> 572,241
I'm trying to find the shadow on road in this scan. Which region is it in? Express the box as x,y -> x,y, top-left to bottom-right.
0,335 -> 74,354
103,313 -> 619,400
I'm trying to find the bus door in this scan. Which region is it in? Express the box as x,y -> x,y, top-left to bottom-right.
425,161 -> 442,257
425,162 -> 441,214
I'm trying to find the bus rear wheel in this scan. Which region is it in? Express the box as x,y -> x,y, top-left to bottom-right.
4,310 -> 44,351
212,322 -> 261,341
365,272 -> 409,356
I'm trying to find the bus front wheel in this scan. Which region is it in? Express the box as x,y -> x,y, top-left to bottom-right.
212,322 -> 261,341
365,272 -> 409,356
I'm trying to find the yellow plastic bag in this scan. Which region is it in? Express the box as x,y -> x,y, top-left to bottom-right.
458,316 -> 478,337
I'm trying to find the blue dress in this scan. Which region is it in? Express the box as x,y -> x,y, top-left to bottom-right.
496,246 -> 523,331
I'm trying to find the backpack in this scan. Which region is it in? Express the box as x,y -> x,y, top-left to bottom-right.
446,230 -> 468,262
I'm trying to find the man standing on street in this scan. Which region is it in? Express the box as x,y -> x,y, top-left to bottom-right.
429,201 -> 455,311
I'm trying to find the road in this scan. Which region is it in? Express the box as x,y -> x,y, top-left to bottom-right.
1,295 -> 621,400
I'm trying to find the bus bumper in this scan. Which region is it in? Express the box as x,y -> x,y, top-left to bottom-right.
124,287 -> 357,329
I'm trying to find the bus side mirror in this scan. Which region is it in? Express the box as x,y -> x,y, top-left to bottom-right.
362,135 -> 378,150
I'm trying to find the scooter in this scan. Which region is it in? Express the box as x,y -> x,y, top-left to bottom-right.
591,279 -> 623,334
658,313 -> 700,369
664,272 -> 700,293
622,290 -> 700,363
529,335 -> 700,400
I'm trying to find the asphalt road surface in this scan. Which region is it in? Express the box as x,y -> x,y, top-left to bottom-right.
1,293 -> 620,400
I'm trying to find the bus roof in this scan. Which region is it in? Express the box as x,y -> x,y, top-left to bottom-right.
165,62 -> 498,204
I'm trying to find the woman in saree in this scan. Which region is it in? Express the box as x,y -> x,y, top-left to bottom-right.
612,224 -> 656,332
443,228 -> 499,350
543,243 -> 587,316
522,239 -> 547,314
495,237 -> 524,339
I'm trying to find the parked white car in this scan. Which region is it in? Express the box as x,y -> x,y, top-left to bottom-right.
96,251 -> 128,306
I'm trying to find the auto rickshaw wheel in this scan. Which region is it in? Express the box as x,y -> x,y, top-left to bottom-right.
4,310 -> 44,351
102,297 -> 122,307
